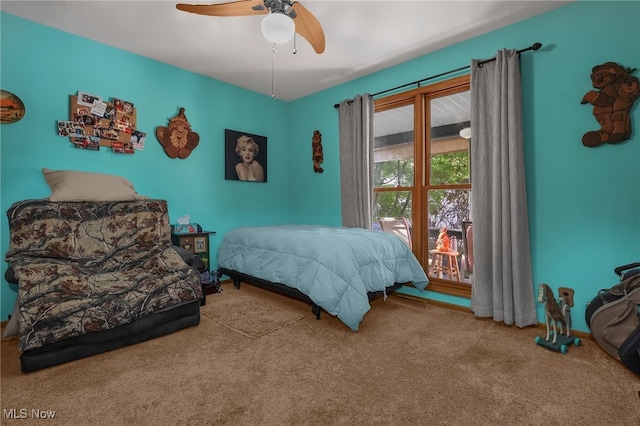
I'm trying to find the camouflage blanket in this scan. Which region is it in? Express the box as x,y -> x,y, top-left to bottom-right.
5,199 -> 202,352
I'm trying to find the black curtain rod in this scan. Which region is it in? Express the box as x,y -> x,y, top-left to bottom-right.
333,42 -> 542,108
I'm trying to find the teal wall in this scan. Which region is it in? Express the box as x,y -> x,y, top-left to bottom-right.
288,0 -> 640,332
0,13 -> 292,318
2,1 -> 639,333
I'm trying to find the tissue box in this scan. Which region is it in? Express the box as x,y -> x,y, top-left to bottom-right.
172,224 -> 201,234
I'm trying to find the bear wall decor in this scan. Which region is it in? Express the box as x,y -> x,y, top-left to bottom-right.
156,107 -> 199,159
580,62 -> 639,147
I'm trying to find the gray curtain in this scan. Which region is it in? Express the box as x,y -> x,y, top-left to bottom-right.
469,49 -> 537,327
338,94 -> 374,229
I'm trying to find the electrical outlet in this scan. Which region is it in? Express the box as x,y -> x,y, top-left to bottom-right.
558,287 -> 574,307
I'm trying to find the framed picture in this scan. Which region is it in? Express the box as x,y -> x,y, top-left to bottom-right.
224,129 -> 267,182
194,236 -> 206,253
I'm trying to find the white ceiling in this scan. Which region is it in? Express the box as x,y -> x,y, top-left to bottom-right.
1,0 -> 571,101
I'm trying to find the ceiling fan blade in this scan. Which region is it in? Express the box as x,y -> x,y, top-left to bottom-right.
176,1 -> 268,17
291,2 -> 325,54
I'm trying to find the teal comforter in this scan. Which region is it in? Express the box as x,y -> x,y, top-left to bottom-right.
218,225 -> 428,331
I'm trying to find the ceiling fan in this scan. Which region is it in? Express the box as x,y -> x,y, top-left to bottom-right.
176,0 -> 325,54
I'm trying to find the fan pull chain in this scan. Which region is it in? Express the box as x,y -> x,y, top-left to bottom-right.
271,44 -> 277,99
292,33 -> 297,54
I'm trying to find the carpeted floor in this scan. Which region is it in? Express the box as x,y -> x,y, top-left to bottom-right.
2,281 -> 639,425
201,289 -> 305,338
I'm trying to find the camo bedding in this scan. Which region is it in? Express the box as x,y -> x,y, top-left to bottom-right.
5,199 -> 202,352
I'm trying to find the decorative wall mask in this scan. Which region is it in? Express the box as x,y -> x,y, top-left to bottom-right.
580,62 -> 639,147
156,107 -> 199,158
312,130 -> 324,173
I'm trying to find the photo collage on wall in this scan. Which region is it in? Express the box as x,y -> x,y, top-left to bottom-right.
56,91 -> 146,153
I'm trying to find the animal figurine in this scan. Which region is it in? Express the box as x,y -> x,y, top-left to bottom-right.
535,283 -> 581,354
580,62 -> 639,147
435,227 -> 451,252
538,283 -> 567,344
312,130 -> 324,173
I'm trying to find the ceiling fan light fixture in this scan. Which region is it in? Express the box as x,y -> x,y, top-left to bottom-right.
261,12 -> 295,44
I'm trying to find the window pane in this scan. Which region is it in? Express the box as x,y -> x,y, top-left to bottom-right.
431,150 -> 469,185
427,189 -> 471,282
374,158 -> 414,188
374,190 -> 413,219
429,92 -> 470,185
374,104 -> 414,187
427,189 -> 471,233
373,190 -> 412,229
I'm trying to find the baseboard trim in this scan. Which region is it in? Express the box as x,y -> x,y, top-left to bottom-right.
393,292 -> 593,341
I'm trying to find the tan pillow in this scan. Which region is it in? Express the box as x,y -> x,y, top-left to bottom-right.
42,168 -> 149,202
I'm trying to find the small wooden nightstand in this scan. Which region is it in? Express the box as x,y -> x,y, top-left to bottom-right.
171,231 -> 217,303
171,231 -> 216,272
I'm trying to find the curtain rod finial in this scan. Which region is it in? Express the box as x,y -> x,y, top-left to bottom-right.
531,42 -> 542,51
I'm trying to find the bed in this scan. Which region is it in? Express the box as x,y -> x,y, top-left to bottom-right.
217,225 -> 429,331
4,198 -> 203,373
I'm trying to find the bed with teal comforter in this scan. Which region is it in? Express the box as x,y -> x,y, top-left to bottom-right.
217,225 -> 429,331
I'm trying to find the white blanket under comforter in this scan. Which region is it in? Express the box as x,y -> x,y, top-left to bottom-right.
218,225 -> 429,330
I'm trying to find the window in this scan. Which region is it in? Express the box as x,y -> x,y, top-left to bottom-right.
373,75 -> 472,298
373,103 -> 414,228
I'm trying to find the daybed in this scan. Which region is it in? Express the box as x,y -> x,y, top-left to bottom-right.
4,198 -> 203,373
218,225 -> 429,331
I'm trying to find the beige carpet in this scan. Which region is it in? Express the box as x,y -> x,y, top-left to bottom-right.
2,282 -> 639,425
200,289 -> 304,338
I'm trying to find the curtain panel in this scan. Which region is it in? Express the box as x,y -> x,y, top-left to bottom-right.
469,49 -> 537,327
338,94 -> 374,229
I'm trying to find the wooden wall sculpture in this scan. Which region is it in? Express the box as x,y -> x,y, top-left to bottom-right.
312,130 -> 324,173
580,62 -> 639,147
156,107 -> 199,159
